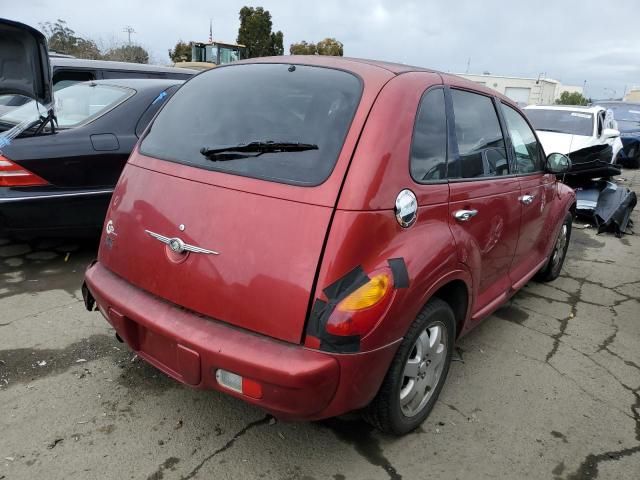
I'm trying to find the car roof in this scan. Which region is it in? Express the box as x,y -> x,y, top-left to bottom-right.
595,100 -> 640,106
82,78 -> 184,90
524,104 -> 604,113
51,57 -> 198,75
231,56 -> 516,105
234,55 -> 437,74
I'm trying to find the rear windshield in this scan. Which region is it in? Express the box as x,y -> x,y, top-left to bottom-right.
525,108 -> 593,136
0,83 -> 133,129
139,63 -> 362,186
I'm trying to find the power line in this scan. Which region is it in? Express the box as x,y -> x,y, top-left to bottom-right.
122,26 -> 136,45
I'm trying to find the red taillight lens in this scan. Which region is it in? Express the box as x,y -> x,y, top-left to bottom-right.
325,270 -> 395,337
0,155 -> 48,187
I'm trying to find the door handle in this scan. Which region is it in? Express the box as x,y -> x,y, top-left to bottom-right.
454,209 -> 478,222
519,194 -> 536,205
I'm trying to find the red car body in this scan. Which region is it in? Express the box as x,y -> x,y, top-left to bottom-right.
83,56 -> 575,421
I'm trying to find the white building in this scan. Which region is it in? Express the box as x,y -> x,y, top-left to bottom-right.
624,87 -> 640,102
455,72 -> 583,106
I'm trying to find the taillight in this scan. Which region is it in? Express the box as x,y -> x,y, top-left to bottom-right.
325,270 -> 395,337
0,154 -> 48,187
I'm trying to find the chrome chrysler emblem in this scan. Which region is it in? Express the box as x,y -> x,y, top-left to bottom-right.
168,238 -> 185,253
145,230 -> 219,255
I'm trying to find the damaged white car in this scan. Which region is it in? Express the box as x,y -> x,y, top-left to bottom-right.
524,105 -> 622,163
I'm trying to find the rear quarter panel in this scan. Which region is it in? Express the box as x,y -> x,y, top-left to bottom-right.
313,72 -> 472,351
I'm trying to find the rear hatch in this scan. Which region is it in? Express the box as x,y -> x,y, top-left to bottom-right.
99,62 -> 374,344
0,18 -> 52,105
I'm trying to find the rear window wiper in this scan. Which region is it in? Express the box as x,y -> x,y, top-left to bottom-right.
200,141 -> 318,161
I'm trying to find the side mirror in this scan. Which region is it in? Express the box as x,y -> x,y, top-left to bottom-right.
546,153 -> 571,174
602,128 -> 620,139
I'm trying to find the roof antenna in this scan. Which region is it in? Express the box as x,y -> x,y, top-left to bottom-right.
209,18 -> 213,43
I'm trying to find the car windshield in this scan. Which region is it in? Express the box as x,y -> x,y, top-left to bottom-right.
525,109 -> 594,136
0,82 -> 133,130
598,103 -> 640,124
139,63 -> 362,186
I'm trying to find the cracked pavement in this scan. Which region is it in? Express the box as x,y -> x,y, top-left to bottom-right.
1,171 -> 638,479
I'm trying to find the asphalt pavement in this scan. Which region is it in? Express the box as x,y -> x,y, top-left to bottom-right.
1,171 -> 639,480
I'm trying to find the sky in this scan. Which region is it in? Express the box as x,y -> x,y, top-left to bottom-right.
3,0 -> 638,99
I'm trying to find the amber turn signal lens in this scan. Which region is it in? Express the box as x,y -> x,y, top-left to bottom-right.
337,273 -> 391,311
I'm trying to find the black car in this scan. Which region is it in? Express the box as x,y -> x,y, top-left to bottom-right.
0,78 -> 182,236
597,101 -> 640,168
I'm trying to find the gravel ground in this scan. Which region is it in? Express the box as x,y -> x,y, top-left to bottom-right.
1,170 -> 638,480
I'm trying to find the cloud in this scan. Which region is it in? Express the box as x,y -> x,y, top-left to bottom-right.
3,0 -> 638,98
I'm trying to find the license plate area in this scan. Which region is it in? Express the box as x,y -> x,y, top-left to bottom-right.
109,308 -> 201,386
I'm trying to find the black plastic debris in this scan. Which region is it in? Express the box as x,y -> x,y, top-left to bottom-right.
575,180 -> 636,237
565,144 -> 620,185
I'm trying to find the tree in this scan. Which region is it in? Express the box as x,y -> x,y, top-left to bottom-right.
237,6 -> 284,58
556,91 -> 588,106
169,40 -> 192,62
103,45 -> 149,64
289,41 -> 317,55
316,38 -> 343,56
289,38 -> 344,56
40,19 -> 101,59
271,31 -> 284,56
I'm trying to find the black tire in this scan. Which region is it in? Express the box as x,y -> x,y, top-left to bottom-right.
535,211 -> 573,282
364,298 -> 455,435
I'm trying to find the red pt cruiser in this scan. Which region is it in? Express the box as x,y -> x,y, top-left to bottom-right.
83,56 -> 575,434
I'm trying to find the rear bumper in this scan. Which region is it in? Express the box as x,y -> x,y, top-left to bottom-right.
0,187 -> 112,235
84,262 -> 399,420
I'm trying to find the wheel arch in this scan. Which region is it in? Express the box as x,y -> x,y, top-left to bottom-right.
412,269 -> 473,340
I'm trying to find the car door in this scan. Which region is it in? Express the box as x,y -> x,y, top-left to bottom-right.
499,101 -> 555,287
445,86 -> 521,321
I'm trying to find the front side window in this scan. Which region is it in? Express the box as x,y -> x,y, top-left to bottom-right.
410,88 -> 447,182
525,108 -> 594,136
501,103 -> 543,173
135,85 -> 181,137
450,89 -> 509,178
140,64 -> 362,186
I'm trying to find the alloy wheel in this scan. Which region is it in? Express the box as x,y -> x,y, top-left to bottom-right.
400,322 -> 447,417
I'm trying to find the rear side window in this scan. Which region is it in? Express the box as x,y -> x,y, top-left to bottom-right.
53,69 -> 95,91
450,89 -> 509,178
140,64 -> 362,186
410,88 -> 447,182
501,103 -> 543,173
102,70 -> 167,80
135,85 -> 180,137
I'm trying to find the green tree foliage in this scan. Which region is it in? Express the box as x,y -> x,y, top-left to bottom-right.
237,6 -> 284,58
289,41 -> 317,55
103,45 -> 150,64
556,91 -> 589,106
316,38 -> 343,56
40,19 -> 101,59
168,40 -> 192,62
40,19 -> 149,63
271,31 -> 284,56
290,38 -> 344,56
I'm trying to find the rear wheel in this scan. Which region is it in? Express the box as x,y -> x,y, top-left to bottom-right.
535,212 -> 572,282
364,298 -> 455,435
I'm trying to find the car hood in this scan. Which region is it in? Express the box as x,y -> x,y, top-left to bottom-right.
536,131 -> 594,155
0,18 -> 52,105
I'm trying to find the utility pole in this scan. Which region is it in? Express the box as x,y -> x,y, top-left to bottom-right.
122,26 -> 136,45
465,57 -> 471,74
